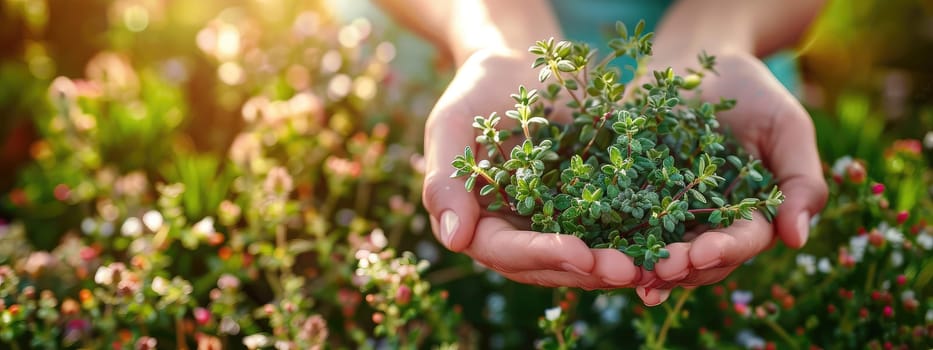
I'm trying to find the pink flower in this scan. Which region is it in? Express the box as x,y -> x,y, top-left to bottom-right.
395,285 -> 412,305
883,305 -> 894,318
871,183 -> 885,195
194,307 -> 212,326
896,211 -> 909,225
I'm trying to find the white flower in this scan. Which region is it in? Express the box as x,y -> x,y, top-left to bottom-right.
901,290 -> 915,302
796,254 -> 816,275
731,290 -> 754,305
736,329 -> 765,349
849,235 -> 869,262
81,218 -> 97,235
121,217 -> 143,237
878,222 -> 904,246
274,340 -> 294,350
917,231 -> 933,250
926,309 -> 933,322
142,210 -> 164,232
370,229 -> 387,249
99,221 -> 114,237
487,293 -> 506,324
193,217 -> 215,238
151,276 -> 170,295
890,250 -> 904,267
94,265 -> 114,285
831,156 -> 853,177
817,257 -> 832,274
243,334 -> 270,349
924,131 -> 933,149
544,306 -> 562,321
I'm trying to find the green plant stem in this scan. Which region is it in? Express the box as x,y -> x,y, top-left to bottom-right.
476,169 -> 511,209
548,63 -> 584,110
762,317 -> 798,350
655,288 -> 692,349
864,261 -> 877,292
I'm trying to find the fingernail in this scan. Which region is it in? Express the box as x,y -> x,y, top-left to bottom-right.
797,212 -> 810,246
666,269 -> 689,282
601,276 -> 632,286
440,210 -> 459,247
652,289 -> 672,305
636,286 -> 649,302
695,257 -> 721,270
561,262 -> 590,276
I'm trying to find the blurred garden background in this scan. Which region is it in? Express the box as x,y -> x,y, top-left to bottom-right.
0,0 -> 930,349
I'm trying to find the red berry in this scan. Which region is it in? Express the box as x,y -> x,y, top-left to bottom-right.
846,161 -> 867,183
883,306 -> 894,318
896,211 -> 909,225
869,230 -> 885,247
194,307 -> 211,326
871,183 -> 885,195
859,308 -> 869,319
827,304 -> 836,314
896,275 -> 907,286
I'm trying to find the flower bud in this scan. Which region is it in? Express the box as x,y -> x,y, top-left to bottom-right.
682,74 -> 702,89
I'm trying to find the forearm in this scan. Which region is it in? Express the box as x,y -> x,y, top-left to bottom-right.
375,0 -> 563,66
653,0 -> 826,59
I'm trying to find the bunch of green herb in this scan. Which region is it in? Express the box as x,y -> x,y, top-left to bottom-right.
451,21 -> 784,270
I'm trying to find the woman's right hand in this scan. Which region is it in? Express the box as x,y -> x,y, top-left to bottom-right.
423,48 -> 643,289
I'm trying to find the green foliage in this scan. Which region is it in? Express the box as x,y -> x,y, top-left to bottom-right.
452,21 -> 783,269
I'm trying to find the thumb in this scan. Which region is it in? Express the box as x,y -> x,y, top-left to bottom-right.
423,105 -> 482,252
763,102 -> 828,248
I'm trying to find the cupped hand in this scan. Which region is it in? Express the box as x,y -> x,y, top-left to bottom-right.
637,52 -> 829,305
423,48 -> 644,289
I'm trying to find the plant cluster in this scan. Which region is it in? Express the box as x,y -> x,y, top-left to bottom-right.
532,144 -> 931,349
0,2 -> 460,348
452,21 -> 783,269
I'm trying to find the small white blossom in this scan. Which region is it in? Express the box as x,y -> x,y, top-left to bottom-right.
890,250 -> 904,267
81,218 -> 97,235
142,210 -> 164,231
151,276 -> 170,295
487,293 -> 507,324
831,156 -> 853,177
193,217 -> 215,237
849,235 -> 869,262
736,329 -> 766,350
544,306 -> 562,321
243,334 -> 271,349
796,254 -> 816,275
817,257 -> 832,274
917,231 -> 933,250
370,229 -> 387,249
99,221 -> 114,237
94,265 -> 114,285
926,309 -> 933,322
878,222 -> 904,246
924,131 -> 933,149
731,290 -> 754,305
120,217 -> 142,237
901,290 -> 915,302
882,280 -> 891,290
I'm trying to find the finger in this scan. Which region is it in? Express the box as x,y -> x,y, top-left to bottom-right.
465,216 -> 595,274
422,88 -> 483,252
761,97 -> 828,248
672,266 -> 737,287
653,242 -> 691,282
688,212 -> 774,270
499,270 -> 609,290
635,286 -> 672,307
591,249 -> 640,287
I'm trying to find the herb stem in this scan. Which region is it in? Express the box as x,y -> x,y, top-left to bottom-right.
763,317 -> 799,350
548,63 -> 585,111
655,288 -> 693,349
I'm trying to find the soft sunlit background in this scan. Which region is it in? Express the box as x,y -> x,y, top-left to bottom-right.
0,0 -> 930,349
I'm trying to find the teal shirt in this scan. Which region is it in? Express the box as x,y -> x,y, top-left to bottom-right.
548,0 -> 801,95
